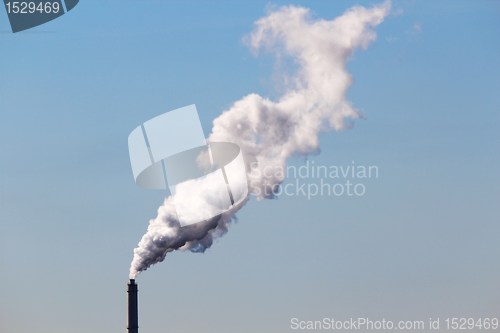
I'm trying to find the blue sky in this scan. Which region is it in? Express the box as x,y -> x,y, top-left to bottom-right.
1,1 -> 499,333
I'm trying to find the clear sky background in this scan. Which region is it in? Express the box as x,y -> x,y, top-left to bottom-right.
0,1 -> 499,333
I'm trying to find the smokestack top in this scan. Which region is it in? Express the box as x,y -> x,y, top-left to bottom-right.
128,279 -> 138,292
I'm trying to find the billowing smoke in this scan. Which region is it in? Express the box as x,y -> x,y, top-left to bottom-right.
129,2 -> 390,279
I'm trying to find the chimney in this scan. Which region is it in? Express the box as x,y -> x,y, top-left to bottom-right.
127,279 -> 138,333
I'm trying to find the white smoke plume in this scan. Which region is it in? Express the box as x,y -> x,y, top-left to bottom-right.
129,2 -> 390,279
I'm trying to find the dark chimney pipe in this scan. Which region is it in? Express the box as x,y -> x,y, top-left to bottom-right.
127,279 -> 138,333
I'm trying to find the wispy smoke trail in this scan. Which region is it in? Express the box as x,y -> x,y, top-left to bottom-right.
129,2 -> 390,279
